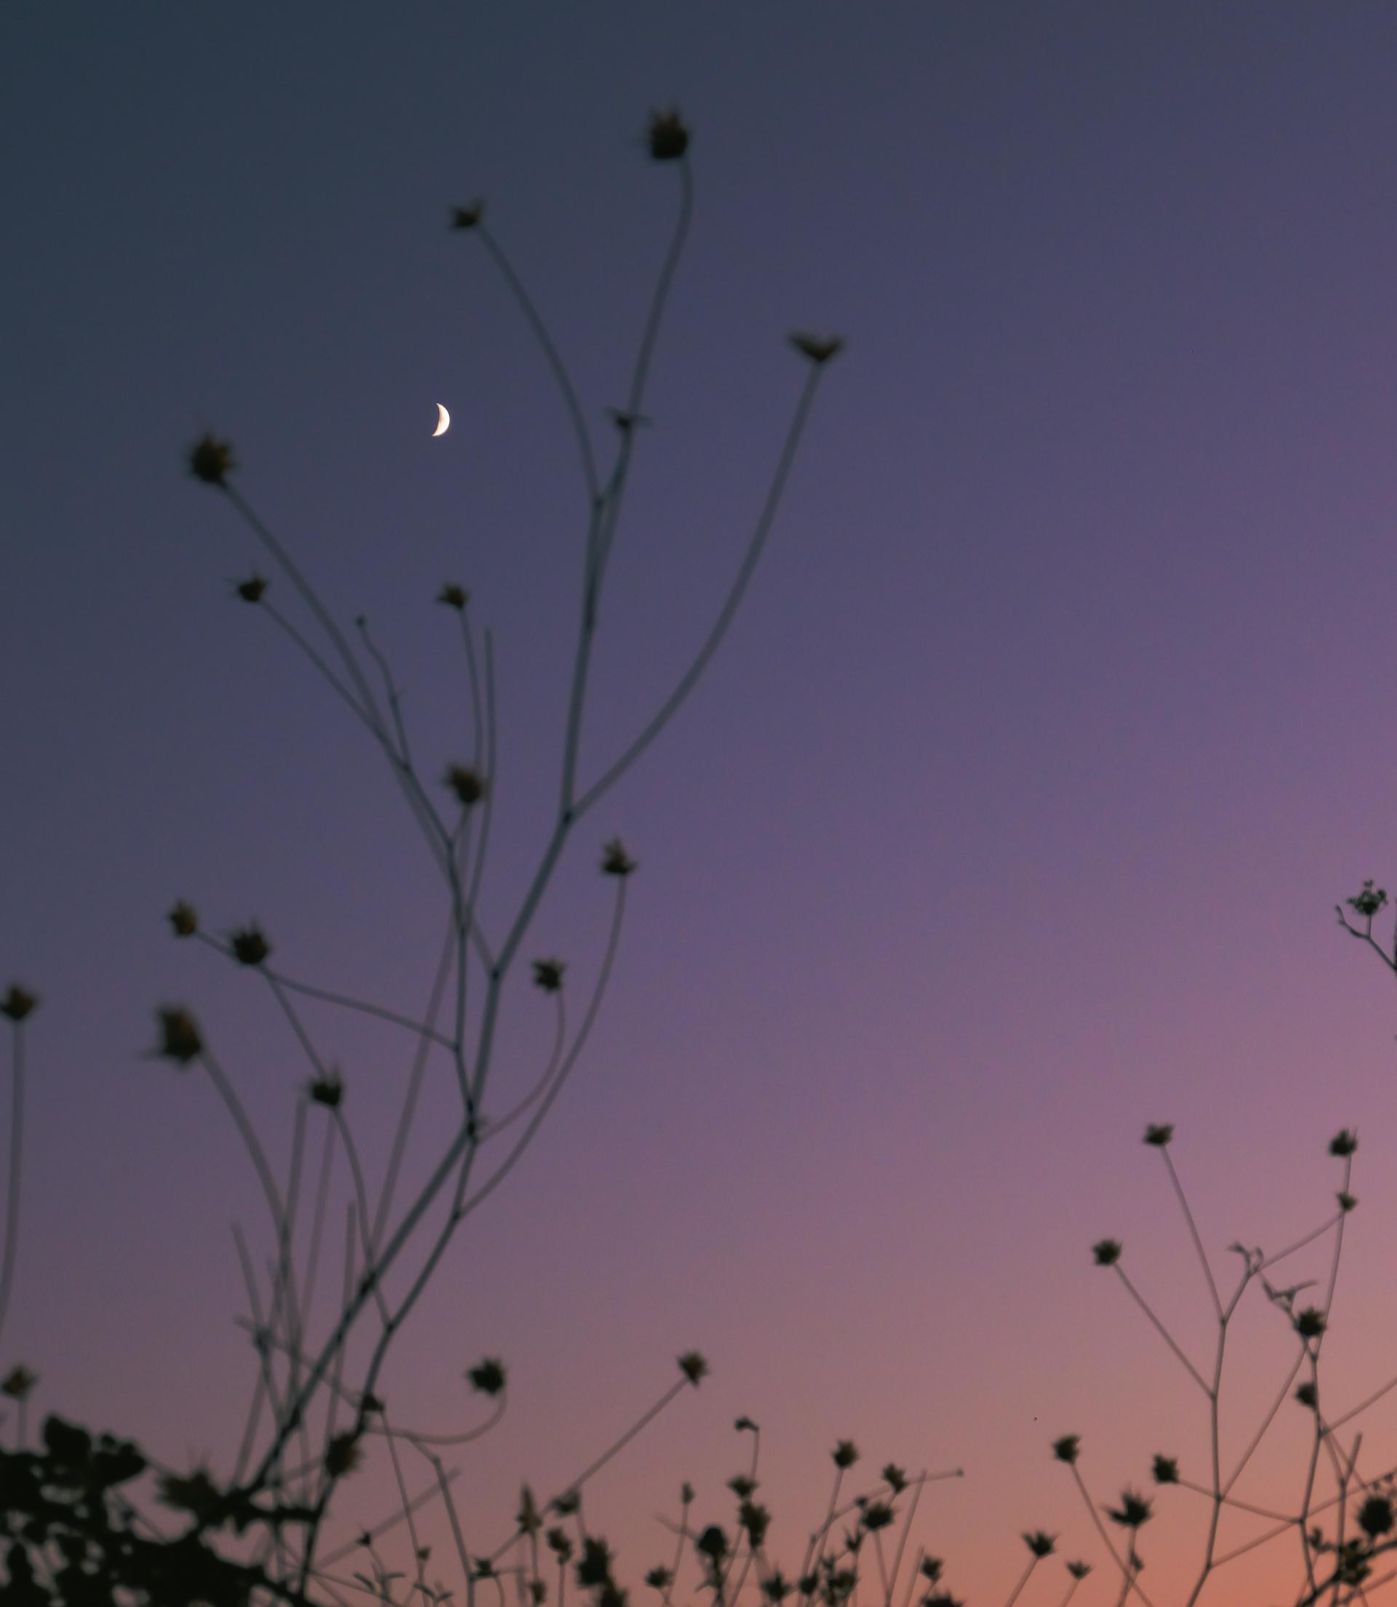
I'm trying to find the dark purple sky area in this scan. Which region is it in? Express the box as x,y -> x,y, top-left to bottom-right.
6,5 -> 1397,1602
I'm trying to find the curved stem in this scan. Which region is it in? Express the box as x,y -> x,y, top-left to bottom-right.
476,227 -> 600,504
0,1026 -> 26,1347
576,366 -> 825,817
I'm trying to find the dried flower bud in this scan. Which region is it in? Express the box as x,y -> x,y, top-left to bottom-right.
438,583 -> 470,610
1,985 -> 38,1022
517,1484 -> 542,1537
1,1365 -> 38,1400
602,837 -> 637,877
789,332 -> 845,365
230,925 -> 271,967
188,433 -> 235,486
1151,1454 -> 1179,1485
832,1439 -> 859,1469
862,1502 -> 894,1533
678,1351 -> 708,1385
740,1501 -> 771,1545
155,1006 -> 202,1065
235,575 -> 268,603
1052,1435 -> 1081,1465
1106,1489 -> 1152,1529
445,765 -> 487,807
1347,880 -> 1387,919
882,1463 -> 907,1493
1092,1239 -> 1122,1267
695,1525 -> 728,1562
647,109 -> 690,161
450,203 -> 484,230
532,958 -> 565,993
1294,1306 -> 1327,1340
167,901 -> 198,938
1360,1495 -> 1395,1537
576,1538 -> 615,1588
324,1431 -> 362,1477
1330,1129 -> 1358,1157
1023,1531 -> 1056,1558
1143,1123 -> 1174,1147
309,1072 -> 344,1109
467,1356 -> 507,1396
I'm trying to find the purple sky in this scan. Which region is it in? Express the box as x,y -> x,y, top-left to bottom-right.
7,5 -> 1397,1601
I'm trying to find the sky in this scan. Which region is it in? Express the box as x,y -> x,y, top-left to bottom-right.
6,3 -> 1397,1602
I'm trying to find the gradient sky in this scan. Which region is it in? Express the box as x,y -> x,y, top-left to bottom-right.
7,5 -> 1397,1602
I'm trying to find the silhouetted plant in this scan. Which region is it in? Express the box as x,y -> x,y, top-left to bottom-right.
0,107 -> 880,1606
1045,1118 -> 1397,1607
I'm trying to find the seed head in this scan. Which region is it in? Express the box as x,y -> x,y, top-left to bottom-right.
1330,1129 -> 1358,1157
235,575 -> 268,604
438,583 -> 470,610
1023,1531 -> 1056,1559
1092,1239 -> 1122,1267
1052,1435 -> 1081,1465
1151,1454 -> 1179,1485
832,1439 -> 859,1469
450,202 -> 484,230
678,1351 -> 708,1385
1143,1123 -> 1174,1147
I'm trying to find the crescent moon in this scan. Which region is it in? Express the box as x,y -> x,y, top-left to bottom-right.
433,403 -> 451,437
